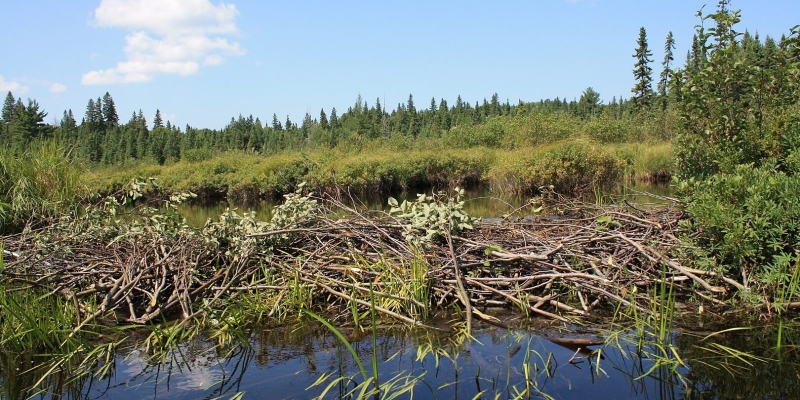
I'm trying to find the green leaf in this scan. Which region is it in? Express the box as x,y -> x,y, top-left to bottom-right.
596,215 -> 613,224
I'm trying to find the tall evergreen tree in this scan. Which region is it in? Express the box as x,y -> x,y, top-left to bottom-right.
272,113 -> 282,130
60,109 -> 78,144
490,93 -> 500,116
689,34 -> 705,71
94,97 -> 105,131
102,92 -> 119,127
658,31 -> 676,110
319,108 -> 329,131
2,91 -> 14,123
153,109 -> 164,129
301,112 -> 313,140
135,110 -> 149,159
10,99 -> 50,151
84,99 -> 101,133
373,97 -> 385,138
631,27 -> 654,109
330,107 -> 338,129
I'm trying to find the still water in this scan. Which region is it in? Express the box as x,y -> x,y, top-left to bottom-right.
178,183 -> 675,228
7,317 -> 798,399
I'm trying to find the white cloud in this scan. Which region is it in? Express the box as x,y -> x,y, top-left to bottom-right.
0,75 -> 29,95
83,0 -> 244,85
49,83 -> 68,93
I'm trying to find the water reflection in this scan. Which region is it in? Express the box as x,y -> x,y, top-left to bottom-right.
177,183 -> 675,228
5,317 -> 796,400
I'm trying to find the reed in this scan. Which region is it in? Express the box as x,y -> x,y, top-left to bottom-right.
0,142 -> 88,233
0,281 -> 123,399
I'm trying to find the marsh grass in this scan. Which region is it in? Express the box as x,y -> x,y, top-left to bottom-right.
601,272 -> 688,393
303,289 -> 426,400
86,140 -> 674,203
0,282 -> 123,399
0,142 -> 88,232
612,142 -> 674,183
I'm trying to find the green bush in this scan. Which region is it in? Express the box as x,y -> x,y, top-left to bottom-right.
489,140 -> 625,195
181,148 -> 215,163
681,164 -> 800,302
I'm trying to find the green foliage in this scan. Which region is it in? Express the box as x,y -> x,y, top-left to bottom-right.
673,5 -> 800,305
0,282 -> 122,399
675,7 -> 800,179
632,27 -> 655,109
388,188 -> 475,247
0,142 -> 87,233
680,164 -> 800,303
489,140 -> 626,195
269,182 -> 319,229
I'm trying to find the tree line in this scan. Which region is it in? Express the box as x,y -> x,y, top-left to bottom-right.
0,1 -> 793,167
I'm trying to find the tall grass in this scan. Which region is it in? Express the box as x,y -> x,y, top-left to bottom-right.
88,140 -> 674,203
0,281 -> 123,399
0,141 -> 88,233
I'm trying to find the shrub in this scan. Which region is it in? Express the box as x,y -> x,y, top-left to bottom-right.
488,140 -> 625,195
680,164 -> 800,303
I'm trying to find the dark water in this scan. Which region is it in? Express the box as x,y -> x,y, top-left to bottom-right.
6,318 -> 798,399
179,183 -> 675,228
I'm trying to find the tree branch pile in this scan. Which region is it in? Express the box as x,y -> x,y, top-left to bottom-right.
0,189 -> 742,329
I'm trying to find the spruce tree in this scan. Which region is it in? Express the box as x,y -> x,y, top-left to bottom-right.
153,109 -> 164,129
438,98 -> 450,130
272,113 -> 282,130
373,97 -> 385,138
102,92 -> 119,127
84,99 -> 99,132
94,97 -> 105,131
406,94 -> 417,136
137,110 -> 147,129
631,27 -> 654,109
689,34 -> 705,71
60,109 -> 78,144
490,93 -> 500,116
285,115 -> 293,131
319,108 -> 329,131
10,99 -> 49,151
658,31 -> 676,110
2,91 -> 14,123
330,108 -> 338,129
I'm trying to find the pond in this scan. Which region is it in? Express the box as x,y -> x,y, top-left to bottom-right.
2,315 -> 797,399
176,182 -> 675,228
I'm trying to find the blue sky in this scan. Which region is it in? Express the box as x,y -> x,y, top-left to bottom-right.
1,0 -> 798,129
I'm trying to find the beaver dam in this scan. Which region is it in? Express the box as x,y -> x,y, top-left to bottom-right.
0,182 -> 793,398
1,183 -> 739,329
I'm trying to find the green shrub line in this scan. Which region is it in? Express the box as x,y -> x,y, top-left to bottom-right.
84,140 -> 674,202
